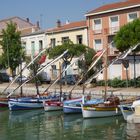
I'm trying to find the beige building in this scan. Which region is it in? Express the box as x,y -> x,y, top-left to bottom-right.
45,20 -> 88,78
46,20 -> 88,47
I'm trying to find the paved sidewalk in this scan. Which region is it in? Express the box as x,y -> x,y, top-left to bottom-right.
0,83 -> 140,98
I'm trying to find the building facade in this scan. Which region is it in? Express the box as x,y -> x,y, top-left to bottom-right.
86,0 -> 140,80
46,20 -> 88,47
0,16 -> 40,75
21,30 -> 46,57
45,20 -> 88,79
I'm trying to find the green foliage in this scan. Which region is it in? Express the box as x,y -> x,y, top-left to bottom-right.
48,40 -> 86,62
114,19 -> 140,52
0,21 -> 25,75
96,78 -> 140,88
78,47 -> 96,78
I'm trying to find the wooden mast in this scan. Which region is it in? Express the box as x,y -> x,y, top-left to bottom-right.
59,62 -> 62,101
104,39 -> 108,101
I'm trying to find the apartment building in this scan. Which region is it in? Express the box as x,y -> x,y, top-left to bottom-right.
46,20 -> 88,47
45,20 -> 88,78
0,16 -> 40,75
21,30 -> 46,57
0,16 -> 40,55
86,0 -> 140,80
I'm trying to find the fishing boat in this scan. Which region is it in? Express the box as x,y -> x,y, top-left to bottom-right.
8,95 -> 58,111
63,94 -> 104,114
0,97 -> 8,108
82,95 -> 121,118
119,99 -> 140,121
118,104 -> 133,121
63,97 -> 82,114
43,100 -> 63,111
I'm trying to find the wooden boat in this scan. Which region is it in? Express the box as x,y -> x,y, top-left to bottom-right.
63,96 -> 104,114
0,97 -> 8,108
63,97 -> 82,114
119,99 -> 140,121
8,94 -> 59,111
82,95 -> 121,118
118,104 -> 133,121
43,100 -> 63,111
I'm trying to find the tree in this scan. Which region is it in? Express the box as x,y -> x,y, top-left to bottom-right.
114,19 -> 140,52
78,47 -> 96,78
48,41 -> 98,84
48,41 -> 86,73
0,21 -> 25,76
114,19 -> 140,87
48,40 -> 86,62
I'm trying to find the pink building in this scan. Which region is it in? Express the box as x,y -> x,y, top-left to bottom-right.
86,0 -> 140,80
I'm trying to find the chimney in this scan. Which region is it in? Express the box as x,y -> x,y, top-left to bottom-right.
56,19 -> 61,28
36,21 -> 40,28
26,18 -> 30,22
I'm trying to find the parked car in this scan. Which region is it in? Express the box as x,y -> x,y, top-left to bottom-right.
58,75 -> 76,85
15,76 -> 28,83
38,72 -> 51,84
0,73 -> 10,82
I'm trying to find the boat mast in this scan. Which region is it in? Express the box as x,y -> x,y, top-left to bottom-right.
104,41 -> 108,101
59,62 -> 62,101
20,58 -> 23,97
33,63 -> 40,97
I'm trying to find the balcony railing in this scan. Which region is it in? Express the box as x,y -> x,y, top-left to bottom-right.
109,47 -> 120,55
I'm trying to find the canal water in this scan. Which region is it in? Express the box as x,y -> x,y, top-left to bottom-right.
0,109 -> 128,140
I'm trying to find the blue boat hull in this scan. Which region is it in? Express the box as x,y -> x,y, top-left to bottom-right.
8,95 -> 60,111
63,106 -> 82,113
8,100 -> 43,111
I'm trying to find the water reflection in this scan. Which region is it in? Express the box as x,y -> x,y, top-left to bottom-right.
0,110 -> 127,140
82,116 -> 126,140
126,122 -> 140,140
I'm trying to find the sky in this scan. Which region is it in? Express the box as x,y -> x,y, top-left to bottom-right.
0,0 -> 123,29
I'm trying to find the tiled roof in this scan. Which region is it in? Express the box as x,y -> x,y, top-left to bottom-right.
86,0 -> 140,16
0,16 -> 36,33
21,30 -> 45,37
46,20 -> 87,33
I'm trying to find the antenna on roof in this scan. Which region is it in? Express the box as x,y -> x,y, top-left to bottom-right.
66,20 -> 70,24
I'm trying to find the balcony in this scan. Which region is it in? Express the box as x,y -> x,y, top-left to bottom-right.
109,46 -> 120,56
109,26 -> 120,35
93,29 -> 102,35
93,26 -> 120,35
103,26 -> 120,35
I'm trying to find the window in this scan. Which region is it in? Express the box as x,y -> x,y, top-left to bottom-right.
93,18 -> 102,34
62,37 -> 69,43
110,16 -> 119,33
77,35 -> 83,44
128,12 -> 138,22
31,41 -> 35,58
39,40 -> 43,51
22,41 -> 26,48
94,39 -> 102,51
50,38 -> 56,47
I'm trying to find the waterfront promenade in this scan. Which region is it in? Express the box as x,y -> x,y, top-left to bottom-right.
0,83 -> 140,99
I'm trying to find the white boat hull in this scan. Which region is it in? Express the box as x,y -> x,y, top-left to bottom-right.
43,101 -> 63,111
82,105 -> 121,118
44,106 -> 63,111
119,104 -> 133,121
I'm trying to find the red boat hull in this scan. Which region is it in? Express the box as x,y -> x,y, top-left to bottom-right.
0,98 -> 8,108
